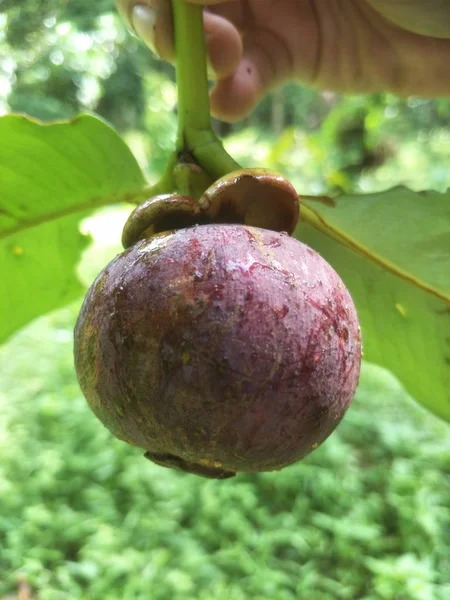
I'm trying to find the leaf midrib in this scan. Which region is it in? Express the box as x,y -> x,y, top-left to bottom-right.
301,204 -> 450,304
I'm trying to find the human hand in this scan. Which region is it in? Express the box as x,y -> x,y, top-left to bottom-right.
116,0 -> 450,121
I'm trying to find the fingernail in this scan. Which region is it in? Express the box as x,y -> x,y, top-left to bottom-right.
131,5 -> 157,48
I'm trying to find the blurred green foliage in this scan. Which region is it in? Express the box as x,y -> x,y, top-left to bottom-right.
0,301 -> 449,599
224,94 -> 450,195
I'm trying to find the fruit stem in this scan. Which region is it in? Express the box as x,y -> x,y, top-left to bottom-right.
172,0 -> 240,180
173,0 -> 211,145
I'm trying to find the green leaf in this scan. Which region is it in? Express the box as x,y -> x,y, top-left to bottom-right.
0,114 -> 146,344
297,187 -> 450,422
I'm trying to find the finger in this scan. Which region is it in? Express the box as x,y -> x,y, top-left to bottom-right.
210,31 -> 293,121
187,0 -> 238,5
210,54 -> 274,122
117,1 -> 174,61
118,1 -> 242,78
209,70 -> 259,122
203,12 -> 243,78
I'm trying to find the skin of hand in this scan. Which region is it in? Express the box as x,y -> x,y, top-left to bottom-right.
116,0 -> 450,122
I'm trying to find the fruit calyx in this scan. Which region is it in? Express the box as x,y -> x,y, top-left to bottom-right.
199,169 -> 299,235
122,169 -> 300,249
145,451 -> 236,479
122,194 -> 207,249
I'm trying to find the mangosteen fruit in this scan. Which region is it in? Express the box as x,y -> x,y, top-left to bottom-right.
74,223 -> 361,479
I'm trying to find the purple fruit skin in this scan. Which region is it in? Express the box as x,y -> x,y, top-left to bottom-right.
74,224 -> 361,477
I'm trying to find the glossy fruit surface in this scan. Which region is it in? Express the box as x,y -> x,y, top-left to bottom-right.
74,224 -> 361,478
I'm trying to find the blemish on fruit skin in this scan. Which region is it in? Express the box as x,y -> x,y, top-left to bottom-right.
395,303 -> 408,318
199,457 -> 223,469
274,305 -> 289,319
12,245 -> 24,256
